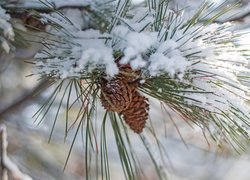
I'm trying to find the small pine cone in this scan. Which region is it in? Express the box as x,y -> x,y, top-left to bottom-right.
100,78 -> 135,113
122,91 -> 149,133
100,62 -> 149,133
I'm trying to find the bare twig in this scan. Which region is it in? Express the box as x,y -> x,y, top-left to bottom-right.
0,124 -> 33,180
0,126 -> 8,180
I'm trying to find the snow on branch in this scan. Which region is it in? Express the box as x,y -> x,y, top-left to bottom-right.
2,0 -> 105,11
30,0 -> 250,147
0,124 -> 33,180
0,6 -> 14,53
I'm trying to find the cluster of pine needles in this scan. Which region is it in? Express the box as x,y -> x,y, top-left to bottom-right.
2,0 -> 250,179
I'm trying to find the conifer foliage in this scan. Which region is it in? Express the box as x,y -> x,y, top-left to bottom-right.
1,0 -> 250,179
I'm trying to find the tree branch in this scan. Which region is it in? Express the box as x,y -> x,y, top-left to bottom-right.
3,1 -> 91,13
0,124 -> 33,180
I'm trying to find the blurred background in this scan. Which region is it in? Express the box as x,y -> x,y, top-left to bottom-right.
0,0 -> 250,179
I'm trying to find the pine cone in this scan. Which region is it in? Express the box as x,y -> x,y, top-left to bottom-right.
122,91 -> 149,133
117,64 -> 139,84
100,78 -> 135,113
100,63 -> 149,133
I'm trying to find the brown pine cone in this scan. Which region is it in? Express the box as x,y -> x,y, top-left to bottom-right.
122,91 -> 149,133
117,64 -> 140,84
100,78 -> 135,113
100,62 -> 149,133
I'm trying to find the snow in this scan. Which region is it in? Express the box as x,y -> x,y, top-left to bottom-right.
148,52 -> 189,78
125,32 -> 156,53
132,0 -> 144,4
49,0 -> 92,8
1,40 -> 10,53
148,39 -> 191,78
120,31 -> 157,69
33,25 -> 118,78
32,0 -> 250,141
4,0 -> 93,9
0,6 -> 14,53
79,46 -> 118,77
2,0 -> 250,179
122,7 -> 154,31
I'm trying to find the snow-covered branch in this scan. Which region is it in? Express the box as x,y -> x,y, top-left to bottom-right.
0,125 -> 33,180
30,1 -> 250,148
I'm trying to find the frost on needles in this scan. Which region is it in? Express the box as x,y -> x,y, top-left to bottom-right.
32,1 -> 250,148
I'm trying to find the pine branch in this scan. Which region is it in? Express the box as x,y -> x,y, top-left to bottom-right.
2,0 -> 92,11
3,3 -> 92,13
4,0 -> 250,179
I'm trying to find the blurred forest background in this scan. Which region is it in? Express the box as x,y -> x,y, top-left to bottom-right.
0,0 -> 250,179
